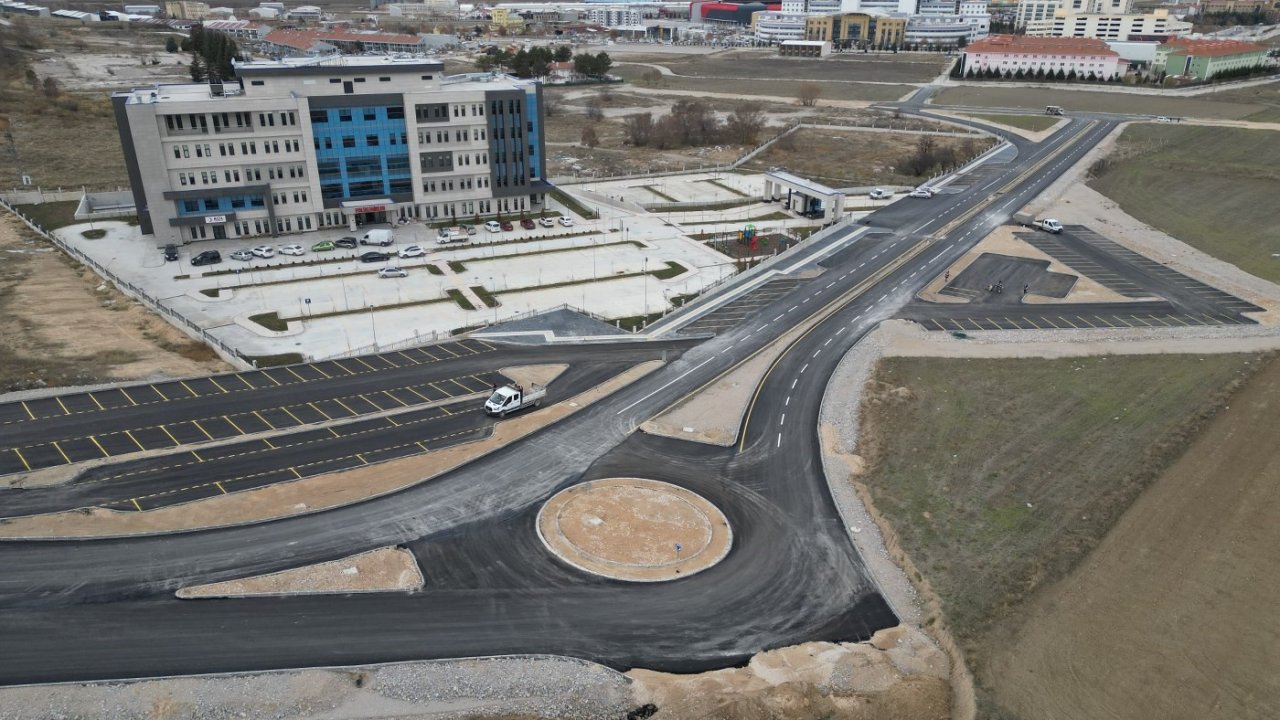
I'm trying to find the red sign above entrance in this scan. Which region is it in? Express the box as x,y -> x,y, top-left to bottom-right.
353,205 -> 385,213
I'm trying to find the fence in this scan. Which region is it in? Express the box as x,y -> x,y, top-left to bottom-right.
0,197 -> 251,370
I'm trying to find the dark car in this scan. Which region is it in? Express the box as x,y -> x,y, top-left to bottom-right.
190,250 -> 222,266
500,220 -> 514,231
360,251 -> 391,263
519,218 -> 536,230
163,244 -> 178,261
335,236 -> 358,249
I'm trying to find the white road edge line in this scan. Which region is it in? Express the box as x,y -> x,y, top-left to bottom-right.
614,357 -> 714,415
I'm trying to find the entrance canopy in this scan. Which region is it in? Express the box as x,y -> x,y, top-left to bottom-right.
763,170 -> 846,222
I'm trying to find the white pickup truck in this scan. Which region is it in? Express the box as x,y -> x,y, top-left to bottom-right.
1013,212 -> 1063,234
484,383 -> 546,417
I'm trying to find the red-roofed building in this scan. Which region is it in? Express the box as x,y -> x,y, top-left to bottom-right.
961,34 -> 1123,79
262,28 -> 429,56
1154,37 -> 1268,81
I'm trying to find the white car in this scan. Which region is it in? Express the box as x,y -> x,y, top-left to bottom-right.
251,244 -> 275,258
377,267 -> 408,279
1156,115 -> 1171,123
538,217 -> 555,228
868,188 -> 891,200
398,245 -> 425,258
908,187 -> 934,199
484,220 -> 502,232
279,244 -> 305,256
558,216 -> 574,227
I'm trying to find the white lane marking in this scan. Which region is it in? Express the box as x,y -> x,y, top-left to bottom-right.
854,314 -> 863,321
813,349 -> 822,358
788,305 -> 798,312
777,433 -> 782,448
826,282 -> 836,289
801,297 -> 810,304
800,363 -> 809,374
878,294 -> 888,301
615,357 -> 714,415
791,379 -> 798,390
780,413 -> 786,426
857,263 -> 865,269
785,395 -> 791,406
774,314 -> 784,322
758,324 -> 769,332
824,338 -> 833,346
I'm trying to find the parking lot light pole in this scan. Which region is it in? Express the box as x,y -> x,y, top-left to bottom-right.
369,304 -> 377,349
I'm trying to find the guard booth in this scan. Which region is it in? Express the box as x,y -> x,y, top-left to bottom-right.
763,170 -> 846,223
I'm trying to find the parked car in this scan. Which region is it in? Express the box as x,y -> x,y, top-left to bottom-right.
484,220 -> 502,233
312,240 -> 336,252
458,223 -> 476,235
500,220 -> 514,231
908,187 -> 934,199
437,227 -> 467,244
520,217 -> 536,230
335,236 -> 358,249
360,229 -> 394,246
538,217 -> 554,228
377,266 -> 408,278
360,251 -> 391,263
190,250 -> 221,266
251,244 -> 275,258
230,249 -> 254,261
398,245 -> 425,258
279,244 -> 305,256
558,216 -> 574,227
868,188 -> 892,200
163,244 -> 178,261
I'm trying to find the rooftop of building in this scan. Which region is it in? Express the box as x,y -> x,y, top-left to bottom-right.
1159,36 -> 1267,56
966,33 -> 1120,56
263,27 -> 427,49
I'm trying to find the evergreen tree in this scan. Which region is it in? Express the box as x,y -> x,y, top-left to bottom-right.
189,55 -> 206,82
165,36 -> 179,53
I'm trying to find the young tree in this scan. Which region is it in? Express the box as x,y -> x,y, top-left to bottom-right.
622,112 -> 654,146
593,51 -> 612,77
796,82 -> 822,107
189,55 -> 207,82
165,36 -> 179,53
580,125 -> 599,148
572,52 -> 597,78
553,44 -> 572,62
25,67 -> 39,91
585,97 -> 604,121
724,103 -> 765,145
41,76 -> 60,98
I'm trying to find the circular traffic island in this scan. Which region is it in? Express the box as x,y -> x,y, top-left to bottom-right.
537,478 -> 733,582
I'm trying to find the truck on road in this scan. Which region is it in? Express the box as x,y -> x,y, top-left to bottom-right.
484,383 -> 546,417
1013,212 -> 1063,234
1045,105 -> 1064,116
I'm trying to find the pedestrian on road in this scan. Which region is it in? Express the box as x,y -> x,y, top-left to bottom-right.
1024,284 -> 1029,294
944,271 -> 950,282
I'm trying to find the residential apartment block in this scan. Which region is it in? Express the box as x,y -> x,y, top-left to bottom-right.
1154,37 -> 1269,80
112,57 -> 548,244
961,34 -> 1123,77
1025,7 -> 1191,40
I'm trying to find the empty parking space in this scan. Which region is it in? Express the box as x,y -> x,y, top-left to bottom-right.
912,307 -> 1253,333
681,279 -> 804,334
1019,233 -> 1149,298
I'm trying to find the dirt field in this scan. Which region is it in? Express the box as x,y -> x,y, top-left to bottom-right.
1199,79 -> 1280,121
651,50 -> 948,84
1088,124 -> 1280,283
958,112 -> 1059,131
0,214 -> 229,393
854,352 -> 1270,716
936,85 -> 1271,119
741,127 -> 993,186
987,356 -> 1280,720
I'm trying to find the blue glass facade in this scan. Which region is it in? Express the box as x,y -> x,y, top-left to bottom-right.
175,194 -> 266,216
310,104 -> 411,203
525,88 -> 543,180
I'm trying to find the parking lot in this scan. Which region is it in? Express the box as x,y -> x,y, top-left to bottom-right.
679,279 -> 805,335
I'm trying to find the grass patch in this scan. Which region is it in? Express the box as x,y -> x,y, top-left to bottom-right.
657,198 -> 760,212
80,228 -> 107,240
198,288 -> 220,297
612,311 -> 664,332
700,178 -> 749,197
248,312 -> 288,332
855,353 -> 1267,715
447,260 -> 467,273
549,187 -> 599,220
240,352 -> 304,368
741,128 -> 994,186
937,85 -> 1270,120
640,184 -> 679,202
13,201 -> 80,231
1088,124 -> 1280,282
471,285 -> 500,308
650,260 -> 686,280
426,263 -> 444,275
960,113 -> 1060,131
446,288 -> 476,311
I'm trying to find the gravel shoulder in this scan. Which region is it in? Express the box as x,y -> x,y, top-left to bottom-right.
176,547 -> 423,599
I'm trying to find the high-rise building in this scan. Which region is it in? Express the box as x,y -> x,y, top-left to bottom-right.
112,57 -> 549,244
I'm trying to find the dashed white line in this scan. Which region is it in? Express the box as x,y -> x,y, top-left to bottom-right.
773,314 -> 784,322
790,379 -> 798,390
776,433 -> 782,448
800,363 -> 809,374
785,396 -> 791,406
823,338 -> 833,346
813,349 -> 822,358
615,357 -> 714,415
780,413 -> 786,426
788,305 -> 797,312
878,294 -> 888,301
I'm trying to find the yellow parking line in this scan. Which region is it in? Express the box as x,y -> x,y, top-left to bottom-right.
190,420 -> 215,441
1075,315 -> 1096,328
308,401 -> 332,420
405,386 -> 434,403
236,374 -> 255,389
55,397 -> 71,416
309,364 -> 331,379
416,441 -> 429,452
1056,316 -> 1079,329
1147,315 -> 1174,327
1164,315 -> 1191,327
12,448 -> 31,471
260,371 -> 282,387
356,453 -> 368,465
382,390 -> 408,407
397,351 -> 419,365
931,319 -> 947,331
151,385 -> 169,401
159,425 -> 181,446
333,398 -> 360,416
190,450 -> 203,462
387,416 -> 401,427
215,481 -> 228,494
285,366 -> 308,382
223,415 -> 246,435
180,381 -> 201,398
416,349 -> 440,361
253,410 -> 275,429
328,427 -> 341,438
438,405 -> 453,416
280,406 -> 306,425
89,436 -> 109,457
436,344 -> 459,358
263,438 -> 277,449
119,387 -> 138,406
52,441 -> 72,465
131,498 -> 143,512
207,377 -> 229,393
290,467 -> 303,479
124,429 -> 146,452
451,376 -> 481,392
1022,316 -> 1042,329
87,393 -> 105,411
331,360 -> 356,375
353,357 -> 378,371
949,319 -> 966,332
428,381 -> 451,397
21,401 -> 35,420
473,339 -> 496,351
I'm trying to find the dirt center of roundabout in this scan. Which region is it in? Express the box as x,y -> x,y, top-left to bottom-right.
537,478 -> 733,582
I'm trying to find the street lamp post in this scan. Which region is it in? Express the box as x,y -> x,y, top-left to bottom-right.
369,304 -> 377,349
643,256 -> 649,316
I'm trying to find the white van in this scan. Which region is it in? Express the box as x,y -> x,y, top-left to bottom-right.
360,229 -> 394,246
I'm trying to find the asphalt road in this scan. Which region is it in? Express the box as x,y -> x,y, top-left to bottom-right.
0,112 -> 1122,685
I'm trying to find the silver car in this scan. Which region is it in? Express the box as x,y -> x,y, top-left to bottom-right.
377,266 -> 408,279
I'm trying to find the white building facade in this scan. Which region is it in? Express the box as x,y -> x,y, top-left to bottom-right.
112,57 -> 549,244
963,34 -> 1123,77
1026,8 -> 1191,41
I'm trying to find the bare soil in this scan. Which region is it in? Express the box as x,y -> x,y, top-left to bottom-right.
741,128 -> 993,187
987,356 -> 1280,720
177,546 -> 423,598
936,85 -> 1270,119
0,214 -> 228,394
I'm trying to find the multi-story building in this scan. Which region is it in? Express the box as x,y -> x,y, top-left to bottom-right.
961,33 -> 1123,76
164,0 -> 208,19
112,56 -> 549,244
1153,37 -> 1268,80
1014,0 -> 1131,28
1026,7 -> 1191,40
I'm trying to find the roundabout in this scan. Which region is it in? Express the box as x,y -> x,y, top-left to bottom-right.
536,478 -> 733,582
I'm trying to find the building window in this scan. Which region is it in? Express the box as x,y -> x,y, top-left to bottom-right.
251,80 -> 264,86
379,76 -> 391,82
367,134 -> 379,147
342,136 -> 355,148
